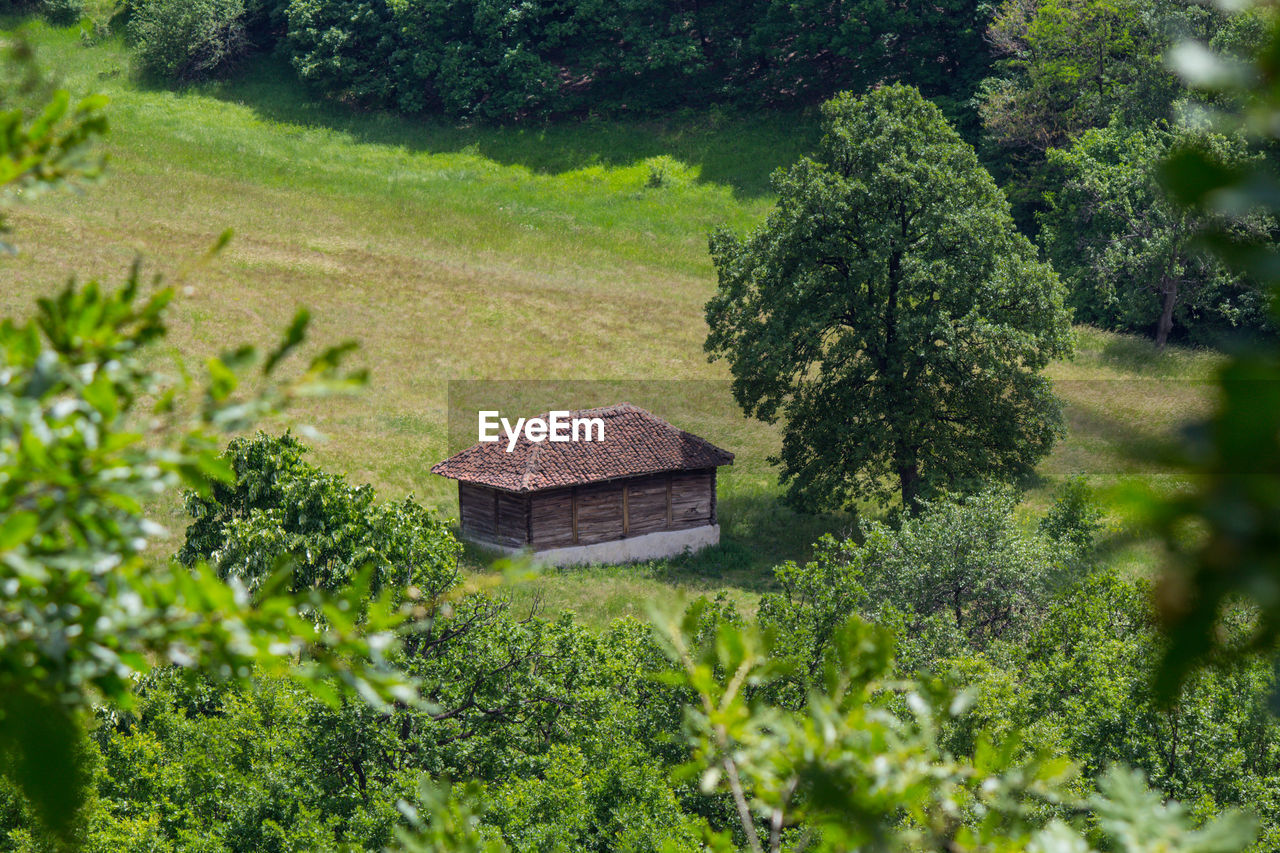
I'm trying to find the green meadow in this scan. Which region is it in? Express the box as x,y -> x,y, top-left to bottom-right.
4,21 -> 1221,625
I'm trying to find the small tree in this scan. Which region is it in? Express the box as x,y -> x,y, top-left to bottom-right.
1040,121 -> 1274,348
705,85 -> 1072,512
180,432 -> 461,601
756,487 -> 1070,705
128,0 -> 248,81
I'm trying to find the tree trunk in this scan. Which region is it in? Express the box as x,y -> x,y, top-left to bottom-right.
899,459 -> 920,513
1156,279 -> 1177,350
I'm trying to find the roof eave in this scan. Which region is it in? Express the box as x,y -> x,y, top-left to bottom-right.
436,458 -> 734,493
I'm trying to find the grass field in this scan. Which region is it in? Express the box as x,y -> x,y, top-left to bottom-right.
2,21 -> 1223,624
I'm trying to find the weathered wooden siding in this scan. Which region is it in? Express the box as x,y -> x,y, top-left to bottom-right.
625,475 -> 670,536
530,489 -> 575,549
495,490 -> 528,547
669,470 -> 714,530
463,469 -> 718,551
459,483 -> 497,540
460,484 -> 528,547
575,481 -> 624,545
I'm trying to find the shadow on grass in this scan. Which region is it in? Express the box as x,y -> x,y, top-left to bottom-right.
1098,334 -> 1189,377
187,55 -> 822,199
681,491 -> 851,582
1091,325 -> 1263,375
1056,392 -> 1191,474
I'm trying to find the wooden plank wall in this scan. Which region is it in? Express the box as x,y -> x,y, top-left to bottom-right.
460,483 -> 530,547
669,470 -> 714,530
459,483 -> 496,540
524,468 -> 718,551
626,475 -> 670,536
530,488 -> 575,548
575,481 -> 624,545
495,491 -> 528,547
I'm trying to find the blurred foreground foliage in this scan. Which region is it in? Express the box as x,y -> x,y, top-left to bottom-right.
0,36 -> 413,845
1134,0 -> 1280,698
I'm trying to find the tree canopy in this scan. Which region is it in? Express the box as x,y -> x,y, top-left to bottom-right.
1040,120 -> 1273,347
705,85 -> 1073,512
276,0 -> 994,121
180,432 -> 460,601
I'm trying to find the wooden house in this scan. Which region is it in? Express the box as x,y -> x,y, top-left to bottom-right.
431,403 -> 733,565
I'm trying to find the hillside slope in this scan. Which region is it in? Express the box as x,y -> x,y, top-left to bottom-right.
2,23 -> 1221,621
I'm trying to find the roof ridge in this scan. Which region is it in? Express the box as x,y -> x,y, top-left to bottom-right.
522,440 -> 543,491
523,402 -> 638,421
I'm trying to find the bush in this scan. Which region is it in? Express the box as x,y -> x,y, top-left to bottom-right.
128,0 -> 247,81
41,0 -> 83,24
1038,475 -> 1102,558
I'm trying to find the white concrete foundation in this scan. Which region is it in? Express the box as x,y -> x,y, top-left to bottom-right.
480,524 -> 720,567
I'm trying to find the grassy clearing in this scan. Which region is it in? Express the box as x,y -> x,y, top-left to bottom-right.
2,22 -> 1224,624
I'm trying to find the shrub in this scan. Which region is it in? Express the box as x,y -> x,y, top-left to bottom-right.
0,0 -> 81,23
128,0 -> 247,81
645,157 -> 669,188
1038,475 -> 1103,558
41,0 -> 84,24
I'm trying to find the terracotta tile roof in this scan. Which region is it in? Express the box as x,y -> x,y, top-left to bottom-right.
432,403 -> 734,492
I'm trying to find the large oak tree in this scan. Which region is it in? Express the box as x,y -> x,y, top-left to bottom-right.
705,84 -> 1072,512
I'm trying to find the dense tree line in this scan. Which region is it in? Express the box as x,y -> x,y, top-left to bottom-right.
1039,121 -> 1275,347
112,0 -> 992,123
973,0 -> 1277,345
